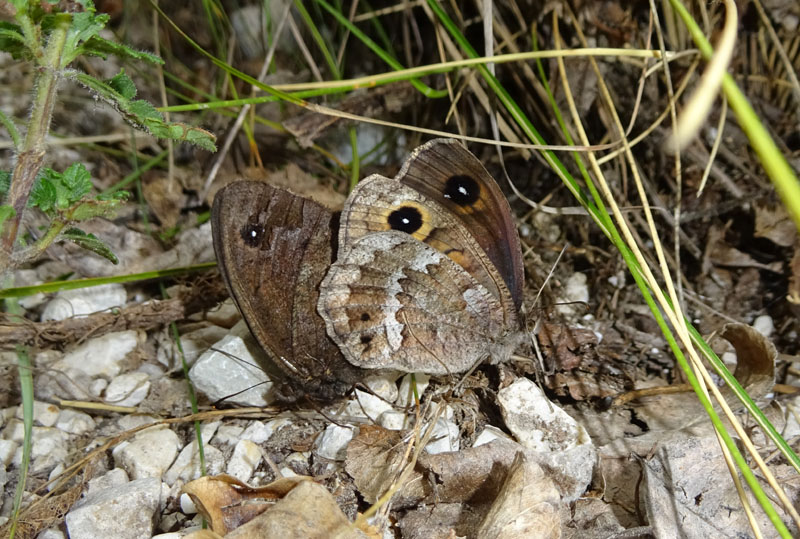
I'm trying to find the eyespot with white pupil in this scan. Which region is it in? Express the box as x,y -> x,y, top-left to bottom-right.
443,174 -> 480,206
387,206 -> 423,234
241,223 -> 265,246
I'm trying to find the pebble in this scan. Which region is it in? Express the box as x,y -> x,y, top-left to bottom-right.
213,424 -> 244,446
35,530 -> 64,539
55,409 -> 96,435
423,418 -> 460,454
157,323 -> 231,370
112,427 -> 180,479
103,372 -> 151,407
164,443 -> 225,485
226,440 -> 262,482
497,377 -> 589,452
753,315 -> 774,338
189,324 -> 274,407
53,330 -> 142,379
87,468 -> 130,496
12,426 -> 68,474
65,477 -> 161,539
343,389 -> 394,422
180,492 -> 197,514
242,418 -> 291,444
0,439 -> 17,466
14,400 -> 60,427
363,373 -> 400,402
396,373 -> 431,407
41,283 -> 127,321
473,425 -> 515,447
379,410 -> 411,431
315,424 -> 356,461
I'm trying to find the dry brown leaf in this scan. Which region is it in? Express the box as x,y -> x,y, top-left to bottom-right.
706,225 -> 782,272
722,322 -> 777,401
182,474 -> 312,535
344,425 -> 426,506
476,452 -> 561,539
142,172 -> 182,229
753,201 -> 797,247
225,480 -> 372,539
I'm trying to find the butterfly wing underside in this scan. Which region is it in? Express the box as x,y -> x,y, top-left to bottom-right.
211,181 -> 361,399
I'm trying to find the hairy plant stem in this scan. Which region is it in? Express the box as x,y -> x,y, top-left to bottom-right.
0,15 -> 70,270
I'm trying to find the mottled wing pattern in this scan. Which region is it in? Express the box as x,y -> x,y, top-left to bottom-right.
211,181 -> 362,399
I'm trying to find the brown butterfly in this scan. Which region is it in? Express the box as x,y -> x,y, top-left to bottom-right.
212,139 -> 525,397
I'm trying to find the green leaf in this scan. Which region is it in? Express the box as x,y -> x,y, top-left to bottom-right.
106,71 -> 137,100
29,176 -> 57,213
78,35 -> 164,64
61,162 -> 92,201
62,11 -> 109,66
0,205 -> 16,233
0,21 -> 30,60
61,227 -> 118,264
67,197 -> 123,221
0,171 -> 10,201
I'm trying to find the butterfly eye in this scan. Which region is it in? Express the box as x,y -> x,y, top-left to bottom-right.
387,206 -> 423,234
240,223 -> 265,246
443,175 -> 480,206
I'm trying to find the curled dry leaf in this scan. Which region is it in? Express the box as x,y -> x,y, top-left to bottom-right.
753,201 -> 797,247
721,322 -> 777,401
181,474 -> 312,535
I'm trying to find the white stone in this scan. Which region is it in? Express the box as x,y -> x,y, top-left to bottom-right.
41,283 -> 127,321
53,330 -> 141,379
753,315 -> 774,338
379,410 -> 411,431
35,529 -> 64,539
396,373 -> 431,407
157,324 -> 230,370
47,464 -> 65,490
164,443 -> 224,485
189,327 -> 274,407
116,413 -> 159,431
226,440 -> 262,482
89,378 -> 108,397
473,425 -> 515,447
213,424 -> 244,445
104,372 -> 151,407
205,299 -> 242,328
152,533 -> 183,539
424,418 -> 460,454
0,439 -> 17,466
12,426 -> 68,474
65,477 -> 161,539
363,373 -> 399,402
14,400 -> 60,427
315,424 -> 356,461
87,468 -> 129,496
557,272 -> 590,317
242,418 -> 291,444
345,389 -> 393,422
2,418 -> 25,442
180,492 -> 197,514
55,409 -> 96,435
112,427 -> 180,479
498,378 -> 590,452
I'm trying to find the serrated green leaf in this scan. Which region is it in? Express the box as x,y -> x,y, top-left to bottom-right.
62,12 -> 109,66
106,71 -> 136,100
128,99 -> 162,121
61,162 -> 92,201
79,36 -> 163,65
61,227 -> 118,264
29,176 -> 57,213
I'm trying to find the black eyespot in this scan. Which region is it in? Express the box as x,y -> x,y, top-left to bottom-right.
241,223 -> 265,246
443,174 -> 480,206
387,206 -> 423,234
360,313 -> 371,321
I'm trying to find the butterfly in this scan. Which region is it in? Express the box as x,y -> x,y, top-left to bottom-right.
211,139 -> 525,398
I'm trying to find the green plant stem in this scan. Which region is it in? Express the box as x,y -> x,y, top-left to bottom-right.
8,346 -> 33,539
1,14 -> 70,266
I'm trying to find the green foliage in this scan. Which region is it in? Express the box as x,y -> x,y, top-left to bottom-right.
73,71 -> 217,151
61,228 -> 118,264
0,0 -> 217,268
